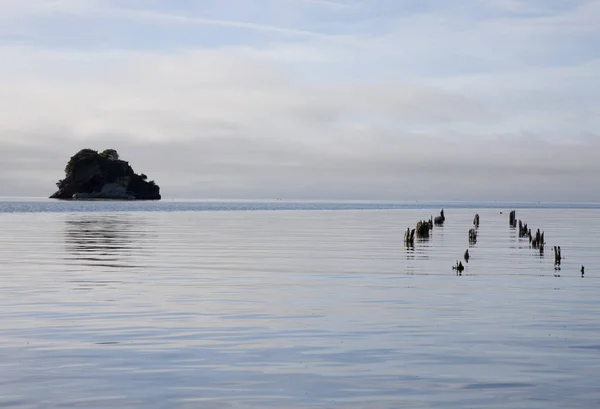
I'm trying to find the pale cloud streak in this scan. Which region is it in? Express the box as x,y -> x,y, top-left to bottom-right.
291,0 -> 354,9
98,8 -> 328,38
0,0 -> 334,39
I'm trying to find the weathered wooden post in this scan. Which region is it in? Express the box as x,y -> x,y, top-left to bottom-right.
468,228 -> 477,244
434,209 -> 445,225
404,227 -> 415,247
553,246 -> 562,267
416,220 -> 431,238
452,260 -> 464,275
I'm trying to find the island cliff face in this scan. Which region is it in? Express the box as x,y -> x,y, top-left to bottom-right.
50,149 -> 161,200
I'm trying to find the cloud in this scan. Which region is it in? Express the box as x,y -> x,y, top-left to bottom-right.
0,46 -> 497,141
0,0 -> 599,201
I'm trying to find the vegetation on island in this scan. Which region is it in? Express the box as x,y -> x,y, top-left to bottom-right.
50,148 -> 161,200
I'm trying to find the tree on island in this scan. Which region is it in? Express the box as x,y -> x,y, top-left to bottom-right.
64,148 -> 99,174
100,149 -> 120,161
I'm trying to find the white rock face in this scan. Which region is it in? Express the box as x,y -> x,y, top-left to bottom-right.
73,183 -> 135,200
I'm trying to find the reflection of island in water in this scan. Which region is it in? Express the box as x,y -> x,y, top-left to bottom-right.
64,214 -> 148,268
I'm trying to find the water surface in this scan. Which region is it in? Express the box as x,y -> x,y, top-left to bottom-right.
1,202 -> 599,408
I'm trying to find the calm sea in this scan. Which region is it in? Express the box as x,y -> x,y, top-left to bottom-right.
1,199 -> 599,408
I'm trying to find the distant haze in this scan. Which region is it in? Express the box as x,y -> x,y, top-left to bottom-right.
1,1 -> 599,201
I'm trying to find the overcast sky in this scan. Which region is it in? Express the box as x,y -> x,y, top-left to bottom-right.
0,0 -> 599,201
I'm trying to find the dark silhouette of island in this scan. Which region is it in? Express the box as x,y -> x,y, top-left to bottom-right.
50,148 -> 161,200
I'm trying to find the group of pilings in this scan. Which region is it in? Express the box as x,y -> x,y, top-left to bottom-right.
509,210 -> 575,273
404,209 -> 585,277
404,209 -> 476,274
517,220 -> 545,252
404,209 -> 445,247
511,211 -> 546,256
404,217 -> 432,247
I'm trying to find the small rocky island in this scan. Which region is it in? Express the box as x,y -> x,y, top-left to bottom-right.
50,149 -> 161,200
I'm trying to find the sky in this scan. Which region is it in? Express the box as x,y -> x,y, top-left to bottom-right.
0,0 -> 599,201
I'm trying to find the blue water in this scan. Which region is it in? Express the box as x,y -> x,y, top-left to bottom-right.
1,199 -> 599,408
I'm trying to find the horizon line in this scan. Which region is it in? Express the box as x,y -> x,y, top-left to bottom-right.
1,196 -> 600,206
